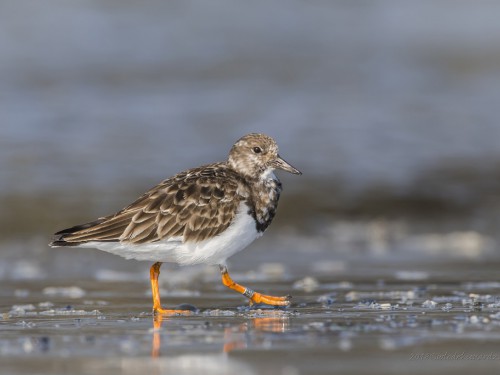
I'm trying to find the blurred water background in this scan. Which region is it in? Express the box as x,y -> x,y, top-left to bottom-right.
2,0 -> 500,271
2,1 -> 500,374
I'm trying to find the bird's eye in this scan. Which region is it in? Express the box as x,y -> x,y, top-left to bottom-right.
252,147 -> 262,154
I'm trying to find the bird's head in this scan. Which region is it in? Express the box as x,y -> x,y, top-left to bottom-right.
228,133 -> 302,179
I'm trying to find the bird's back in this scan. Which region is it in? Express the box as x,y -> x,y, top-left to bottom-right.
50,162 -> 249,247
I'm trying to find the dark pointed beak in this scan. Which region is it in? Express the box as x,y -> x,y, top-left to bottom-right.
272,155 -> 302,175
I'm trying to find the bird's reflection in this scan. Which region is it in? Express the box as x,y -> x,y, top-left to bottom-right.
152,314 -> 164,358
151,311 -> 290,358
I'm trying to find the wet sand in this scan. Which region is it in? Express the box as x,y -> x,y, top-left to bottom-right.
2,259 -> 500,375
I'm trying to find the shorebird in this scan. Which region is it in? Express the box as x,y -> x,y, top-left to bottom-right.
50,133 -> 301,314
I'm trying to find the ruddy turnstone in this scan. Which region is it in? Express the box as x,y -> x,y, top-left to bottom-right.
50,133 -> 301,314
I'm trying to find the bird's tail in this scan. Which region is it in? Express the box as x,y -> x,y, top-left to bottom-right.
49,218 -> 106,247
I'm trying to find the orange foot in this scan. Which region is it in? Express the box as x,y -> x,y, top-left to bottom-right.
219,264 -> 291,307
248,292 -> 291,306
153,307 -> 194,316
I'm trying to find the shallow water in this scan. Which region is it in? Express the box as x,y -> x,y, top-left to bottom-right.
2,258 -> 500,375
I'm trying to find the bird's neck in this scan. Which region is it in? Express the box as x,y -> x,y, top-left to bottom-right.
246,173 -> 282,233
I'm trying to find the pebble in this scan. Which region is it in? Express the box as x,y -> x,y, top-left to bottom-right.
293,277 -> 319,292
422,300 -> 438,309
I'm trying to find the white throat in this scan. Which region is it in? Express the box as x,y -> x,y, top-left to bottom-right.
260,168 -> 277,182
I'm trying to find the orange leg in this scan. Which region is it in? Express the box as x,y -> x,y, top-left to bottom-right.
219,265 -> 291,306
150,262 -> 193,315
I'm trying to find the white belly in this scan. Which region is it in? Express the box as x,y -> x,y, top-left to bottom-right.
79,202 -> 261,265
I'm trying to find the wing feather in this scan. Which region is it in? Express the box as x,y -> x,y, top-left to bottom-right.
57,164 -> 247,245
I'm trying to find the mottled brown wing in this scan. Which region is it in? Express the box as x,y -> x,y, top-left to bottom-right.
59,165 -> 245,245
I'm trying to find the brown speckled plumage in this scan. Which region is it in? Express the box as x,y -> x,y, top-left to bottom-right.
51,133 -> 301,248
